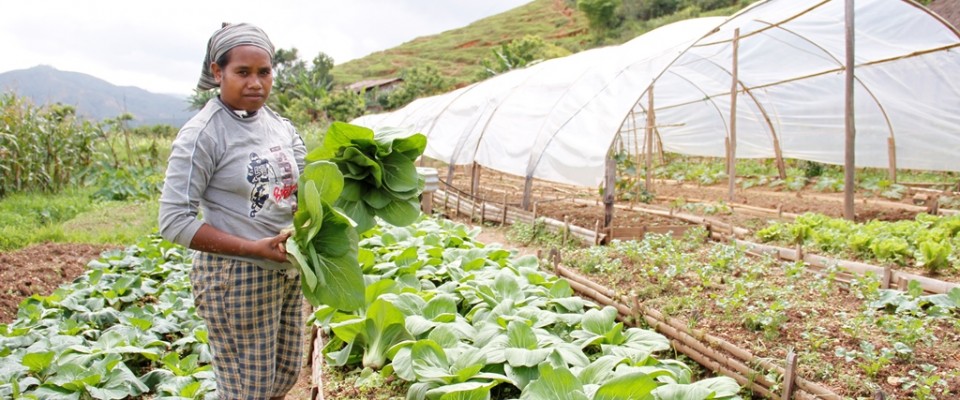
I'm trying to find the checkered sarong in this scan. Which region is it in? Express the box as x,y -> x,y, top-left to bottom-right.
191,253 -> 304,399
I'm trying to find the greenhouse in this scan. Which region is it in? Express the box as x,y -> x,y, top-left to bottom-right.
353,0 -> 960,201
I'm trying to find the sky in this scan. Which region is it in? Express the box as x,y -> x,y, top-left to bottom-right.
0,0 -> 532,96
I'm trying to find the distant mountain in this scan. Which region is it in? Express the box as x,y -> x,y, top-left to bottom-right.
0,65 -> 193,127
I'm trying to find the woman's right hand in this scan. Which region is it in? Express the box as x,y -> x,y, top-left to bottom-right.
250,231 -> 292,263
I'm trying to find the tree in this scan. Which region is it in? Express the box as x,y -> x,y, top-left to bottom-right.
322,90 -> 366,123
577,0 -> 620,39
385,66 -> 450,110
478,35 -> 571,78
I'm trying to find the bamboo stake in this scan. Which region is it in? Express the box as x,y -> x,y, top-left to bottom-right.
594,220 -> 601,245
646,85 -> 655,190
501,193 -> 508,225
887,136 -> 897,183
311,326 -> 326,400
728,28 -> 740,203
783,351 -> 798,400
843,0 -> 856,220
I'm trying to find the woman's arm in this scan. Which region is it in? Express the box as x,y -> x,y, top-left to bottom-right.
189,223 -> 291,263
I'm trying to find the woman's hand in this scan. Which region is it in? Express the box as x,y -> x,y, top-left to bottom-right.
250,231 -> 292,263
189,224 -> 292,263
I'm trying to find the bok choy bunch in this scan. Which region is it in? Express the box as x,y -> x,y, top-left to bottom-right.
286,122 -> 427,312
305,122 -> 427,233
286,161 -> 365,311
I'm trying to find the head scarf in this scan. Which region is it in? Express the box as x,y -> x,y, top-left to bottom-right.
197,22 -> 275,90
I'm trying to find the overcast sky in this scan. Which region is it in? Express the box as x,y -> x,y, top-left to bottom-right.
0,0 -> 532,96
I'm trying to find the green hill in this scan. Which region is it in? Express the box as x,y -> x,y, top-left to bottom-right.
332,0 -> 591,89
330,0 -> 756,91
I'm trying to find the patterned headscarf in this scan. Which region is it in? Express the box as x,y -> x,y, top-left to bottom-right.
196,22 -> 275,90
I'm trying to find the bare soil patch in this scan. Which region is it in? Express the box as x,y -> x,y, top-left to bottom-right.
0,243 -> 119,324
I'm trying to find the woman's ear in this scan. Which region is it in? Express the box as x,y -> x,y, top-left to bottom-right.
211,62 -> 223,84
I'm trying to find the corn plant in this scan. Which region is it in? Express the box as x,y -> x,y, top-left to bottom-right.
0,93 -> 99,197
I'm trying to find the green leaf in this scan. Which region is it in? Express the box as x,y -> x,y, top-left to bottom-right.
341,179 -> 364,202
381,152 -> 419,193
21,351 -> 55,373
301,160 -> 344,205
325,121 -> 376,151
339,146 -> 383,185
336,198 -> 376,234
427,381 -> 496,400
592,371 -> 658,400
520,363 -> 589,400
412,339 -> 455,382
576,355 -> 629,385
313,206 -> 353,258
363,187 -> 394,209
378,198 -> 422,228
48,363 -> 102,390
652,376 -> 741,399
927,287 -> 960,309
287,238 -> 319,291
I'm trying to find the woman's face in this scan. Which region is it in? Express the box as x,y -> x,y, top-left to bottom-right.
212,45 -> 273,113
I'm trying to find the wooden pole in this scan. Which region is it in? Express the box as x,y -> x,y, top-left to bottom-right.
728,28 -> 740,203
887,137 -> 897,183
783,350 -> 798,400
501,193 -> 508,225
843,0 -> 856,220
631,109 -> 641,190
604,154 -> 616,228
522,176 -> 534,210
645,86 -> 655,190
470,162 -> 481,197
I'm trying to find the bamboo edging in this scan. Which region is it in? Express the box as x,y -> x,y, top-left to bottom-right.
570,198 -> 750,238
310,326 -> 326,400
719,233 -> 960,295
652,179 -> 958,217
553,264 -> 841,400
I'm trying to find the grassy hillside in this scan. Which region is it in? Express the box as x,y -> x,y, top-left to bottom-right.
331,0 -> 590,89
330,0 -> 753,90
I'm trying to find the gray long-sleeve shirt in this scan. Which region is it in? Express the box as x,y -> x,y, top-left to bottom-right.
158,98 -> 306,269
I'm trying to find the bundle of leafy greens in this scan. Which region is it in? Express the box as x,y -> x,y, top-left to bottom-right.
305,122 -> 427,233
286,161 -> 365,311
287,122 -> 427,312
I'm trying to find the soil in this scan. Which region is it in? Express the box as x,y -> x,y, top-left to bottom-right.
0,243 -> 119,324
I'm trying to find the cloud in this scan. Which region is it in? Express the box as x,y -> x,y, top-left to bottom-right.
0,0 -> 531,95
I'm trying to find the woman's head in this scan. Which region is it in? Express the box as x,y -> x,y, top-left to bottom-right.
197,23 -> 275,113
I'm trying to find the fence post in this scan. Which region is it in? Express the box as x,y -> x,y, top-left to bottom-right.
782,350 -> 797,400
502,193 -> 508,225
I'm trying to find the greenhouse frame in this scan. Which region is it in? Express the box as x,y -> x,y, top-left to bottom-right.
353,0 -> 960,206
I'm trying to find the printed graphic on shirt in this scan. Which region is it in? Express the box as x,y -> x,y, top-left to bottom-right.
246,147 -> 298,218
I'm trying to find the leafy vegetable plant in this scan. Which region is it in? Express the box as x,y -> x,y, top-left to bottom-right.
287,122 -> 427,311
305,122 -> 427,234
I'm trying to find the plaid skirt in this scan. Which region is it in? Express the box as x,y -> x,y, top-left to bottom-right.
191,253 -> 304,399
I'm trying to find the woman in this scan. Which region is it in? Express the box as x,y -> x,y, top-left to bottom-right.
158,22 -> 306,399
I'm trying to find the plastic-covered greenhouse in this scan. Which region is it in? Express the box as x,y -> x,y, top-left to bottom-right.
353,0 -> 960,202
